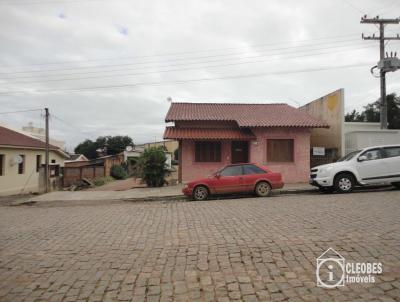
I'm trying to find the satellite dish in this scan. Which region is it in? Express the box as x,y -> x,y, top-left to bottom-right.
12,155 -> 23,165
125,146 -> 133,152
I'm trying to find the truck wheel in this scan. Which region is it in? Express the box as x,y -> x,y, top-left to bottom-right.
192,185 -> 209,201
392,182 -> 400,189
334,173 -> 355,193
255,181 -> 271,197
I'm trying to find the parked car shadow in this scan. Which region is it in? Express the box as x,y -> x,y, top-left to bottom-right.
186,192 -> 282,201
318,184 -> 397,194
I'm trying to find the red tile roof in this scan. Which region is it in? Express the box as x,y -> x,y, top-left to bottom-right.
0,125 -> 60,150
164,127 -> 256,140
165,103 -> 329,128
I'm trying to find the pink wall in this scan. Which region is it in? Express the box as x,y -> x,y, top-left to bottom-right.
180,127 -> 311,183
181,140 -> 231,181
250,128 -> 311,183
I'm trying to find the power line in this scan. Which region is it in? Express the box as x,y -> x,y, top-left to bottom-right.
341,0 -> 399,34
0,38 -> 362,76
51,113 -> 94,138
0,108 -> 43,115
0,62 -> 372,96
374,0 -> 400,15
341,0 -> 365,14
0,0 -> 122,5
3,44 -> 375,85
0,33 -> 361,69
0,40 -> 369,80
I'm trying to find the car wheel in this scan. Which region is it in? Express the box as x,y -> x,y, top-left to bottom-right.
319,186 -> 335,194
255,181 -> 271,197
334,173 -> 355,193
192,185 -> 209,201
392,182 -> 400,189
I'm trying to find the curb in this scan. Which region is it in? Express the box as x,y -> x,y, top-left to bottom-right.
276,188 -> 318,195
13,187 -> 318,206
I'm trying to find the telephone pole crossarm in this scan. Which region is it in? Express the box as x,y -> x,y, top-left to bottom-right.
361,15 -> 400,129
362,36 -> 400,40
360,17 -> 399,24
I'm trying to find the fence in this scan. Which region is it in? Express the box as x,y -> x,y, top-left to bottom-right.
310,148 -> 338,168
62,165 -> 105,187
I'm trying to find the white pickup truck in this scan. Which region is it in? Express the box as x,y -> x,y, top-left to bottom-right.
310,144 -> 400,193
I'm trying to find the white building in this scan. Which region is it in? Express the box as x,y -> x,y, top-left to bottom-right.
22,122 -> 66,150
344,122 -> 400,154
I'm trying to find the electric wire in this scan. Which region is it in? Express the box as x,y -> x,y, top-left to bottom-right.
0,62 -> 372,96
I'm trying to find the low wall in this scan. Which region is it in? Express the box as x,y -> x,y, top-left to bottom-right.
63,166 -> 105,187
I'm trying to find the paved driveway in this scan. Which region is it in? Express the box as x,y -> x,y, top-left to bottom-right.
0,191 -> 399,301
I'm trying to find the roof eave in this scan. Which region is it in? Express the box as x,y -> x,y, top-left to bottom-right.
0,144 -> 69,158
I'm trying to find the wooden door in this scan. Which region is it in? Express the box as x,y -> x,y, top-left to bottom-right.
231,141 -> 249,164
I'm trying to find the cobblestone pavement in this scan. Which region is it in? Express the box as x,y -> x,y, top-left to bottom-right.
0,191 -> 399,302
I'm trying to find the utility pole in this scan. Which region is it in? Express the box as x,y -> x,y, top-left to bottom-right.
361,15 -> 400,129
45,108 -> 49,193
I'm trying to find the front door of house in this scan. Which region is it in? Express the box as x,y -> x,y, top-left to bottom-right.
231,141 -> 249,164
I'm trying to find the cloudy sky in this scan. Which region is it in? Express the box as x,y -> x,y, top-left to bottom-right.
0,0 -> 399,151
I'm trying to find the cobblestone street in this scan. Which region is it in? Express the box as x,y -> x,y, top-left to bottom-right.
0,191 -> 399,301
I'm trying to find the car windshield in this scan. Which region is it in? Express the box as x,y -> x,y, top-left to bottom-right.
337,150 -> 361,162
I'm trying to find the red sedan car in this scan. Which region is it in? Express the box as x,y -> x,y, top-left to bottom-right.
182,163 -> 284,201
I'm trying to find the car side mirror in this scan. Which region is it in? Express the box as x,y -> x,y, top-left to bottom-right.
215,173 -> 221,179
358,155 -> 367,162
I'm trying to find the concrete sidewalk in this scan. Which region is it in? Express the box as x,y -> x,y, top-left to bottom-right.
24,183 -> 316,205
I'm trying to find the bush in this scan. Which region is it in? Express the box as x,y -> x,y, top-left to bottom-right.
93,176 -> 114,186
110,165 -> 128,180
137,146 -> 167,187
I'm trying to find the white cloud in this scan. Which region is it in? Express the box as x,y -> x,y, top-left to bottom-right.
0,0 -> 399,151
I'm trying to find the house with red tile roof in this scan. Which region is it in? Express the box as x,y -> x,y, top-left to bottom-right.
164,102 -> 329,183
0,124 -> 69,195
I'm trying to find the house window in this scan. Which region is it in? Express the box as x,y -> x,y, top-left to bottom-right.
50,165 -> 60,177
18,155 -> 25,174
267,139 -> 294,162
51,159 -> 56,163
195,141 -> 221,162
0,154 -> 4,176
36,155 -> 42,172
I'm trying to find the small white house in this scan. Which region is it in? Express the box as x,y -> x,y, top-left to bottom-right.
0,125 -> 69,196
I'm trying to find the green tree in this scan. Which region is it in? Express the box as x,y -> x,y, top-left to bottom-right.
345,109 -> 365,122
74,135 -> 134,159
106,136 -> 134,155
74,139 -> 98,159
387,94 -> 400,129
363,102 -> 379,123
137,146 -> 166,187
344,93 -> 400,129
